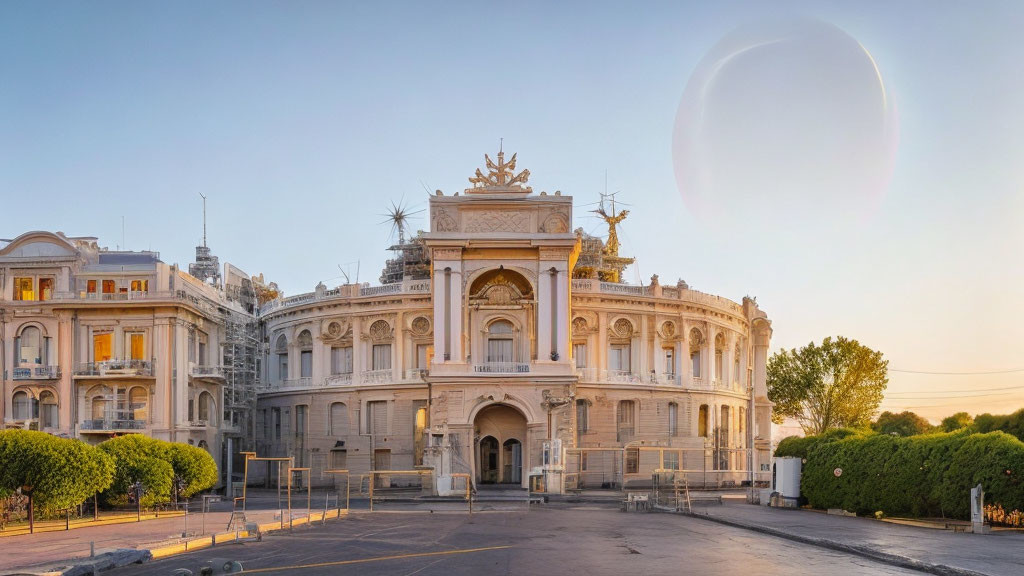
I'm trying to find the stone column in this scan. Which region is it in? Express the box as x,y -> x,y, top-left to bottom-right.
152,319 -> 172,432
597,312 -> 608,380
555,268 -> 570,362
638,315 -> 649,379
536,267 -> 553,361
449,264 -> 464,362
393,312 -> 404,382
706,325 -> 716,385
57,313 -> 73,434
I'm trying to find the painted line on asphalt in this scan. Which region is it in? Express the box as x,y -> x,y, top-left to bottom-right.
241,545 -> 513,573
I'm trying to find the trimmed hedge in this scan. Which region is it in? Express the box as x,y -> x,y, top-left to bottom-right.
98,435 -> 218,507
774,427 -> 866,460
0,430 -> 114,513
797,430 -> 1024,519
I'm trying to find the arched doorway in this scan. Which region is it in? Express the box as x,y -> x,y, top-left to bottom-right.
474,404 -> 527,486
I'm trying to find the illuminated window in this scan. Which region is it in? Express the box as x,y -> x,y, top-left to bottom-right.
14,277 -> 34,301
129,387 -> 148,421
93,332 -> 113,362
413,400 -> 427,466
126,332 -> 145,360
130,279 -> 149,292
102,280 -> 115,294
38,278 -> 54,301
698,404 -> 709,437
87,280 -> 97,294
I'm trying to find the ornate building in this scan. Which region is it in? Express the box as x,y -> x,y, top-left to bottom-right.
0,232 -> 259,482
253,151 -> 774,493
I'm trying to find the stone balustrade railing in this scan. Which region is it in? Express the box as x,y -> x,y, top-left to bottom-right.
571,279 -> 744,316
260,279 -> 432,315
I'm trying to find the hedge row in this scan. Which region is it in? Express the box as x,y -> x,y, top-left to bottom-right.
789,430 -> 1024,519
0,431 -> 218,514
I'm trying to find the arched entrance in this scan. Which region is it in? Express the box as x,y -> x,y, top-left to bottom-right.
474,404 -> 527,486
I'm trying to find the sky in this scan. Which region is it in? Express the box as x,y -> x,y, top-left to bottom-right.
2,1 -> 1022,422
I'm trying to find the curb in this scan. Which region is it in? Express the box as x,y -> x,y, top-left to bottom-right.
677,509 -> 992,576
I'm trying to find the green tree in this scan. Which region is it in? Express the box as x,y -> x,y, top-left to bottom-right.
873,411 -> 933,437
940,411 -> 974,432
98,435 -> 174,507
0,431 -> 114,528
165,442 -> 218,498
767,336 -> 888,435
974,409 -> 1024,442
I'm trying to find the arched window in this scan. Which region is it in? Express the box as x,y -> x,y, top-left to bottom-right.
39,391 -> 58,428
330,402 -> 349,436
12,391 -> 33,420
89,386 -> 110,421
17,326 -> 42,365
297,330 -> 313,378
668,402 -> 678,437
198,392 -> 216,425
275,335 -> 288,381
486,320 -> 515,364
129,386 -> 148,421
698,404 -> 709,437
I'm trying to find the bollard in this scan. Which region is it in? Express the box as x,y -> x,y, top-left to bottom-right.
90,541 -> 95,558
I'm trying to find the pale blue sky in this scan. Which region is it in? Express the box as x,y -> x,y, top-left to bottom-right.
2,1 -> 1022,420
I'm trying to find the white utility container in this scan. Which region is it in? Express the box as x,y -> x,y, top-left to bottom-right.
771,456 -> 802,507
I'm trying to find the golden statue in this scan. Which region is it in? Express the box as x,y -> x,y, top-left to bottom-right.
594,206 -> 629,258
468,149 -> 532,191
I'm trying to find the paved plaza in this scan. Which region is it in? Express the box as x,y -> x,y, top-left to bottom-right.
104,507 -> 927,576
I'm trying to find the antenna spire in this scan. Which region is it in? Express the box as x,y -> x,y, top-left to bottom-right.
199,192 -> 208,248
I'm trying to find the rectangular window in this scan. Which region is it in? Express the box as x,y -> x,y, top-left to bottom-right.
102,280 -> 115,294
14,277 -> 34,301
413,400 -> 427,466
698,405 -> 709,437
279,354 -> 288,381
331,346 -> 353,374
330,450 -> 347,470
295,405 -> 307,438
625,447 -> 639,474
367,400 -> 388,435
372,344 -> 391,371
126,332 -> 145,360
130,279 -> 149,292
669,403 -> 678,436
486,338 -> 513,363
261,409 -> 269,440
416,344 -> 432,369
691,351 -> 701,377
93,332 -> 113,362
663,451 -> 680,470
198,332 -> 208,366
609,344 -> 631,372
715,351 -> 723,381
617,400 -> 635,442
87,280 -> 97,294
580,451 -> 588,471
38,278 -> 54,301
300,350 -> 312,378
576,400 -> 589,433
573,343 -> 587,369
273,407 -> 282,440
664,348 -> 674,375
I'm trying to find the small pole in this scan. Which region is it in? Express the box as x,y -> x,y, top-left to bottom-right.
28,492 -> 34,534
182,499 -> 188,537
90,541 -> 95,558
66,509 -> 71,530
93,494 -> 99,522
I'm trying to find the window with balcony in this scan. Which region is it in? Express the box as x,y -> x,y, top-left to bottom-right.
669,402 -> 678,436
486,320 -> 514,363
331,346 -> 353,374
690,350 -> 701,378
297,330 -> 313,378
573,343 -> 586,369
126,332 -> 145,361
93,332 -> 113,362
38,278 -> 54,301
87,280 -> 97,294
609,344 -> 631,372
617,400 -> 635,442
17,326 -> 43,365
102,280 -> 115,294
372,344 -> 392,371
130,279 -> 149,292
39,391 -> 57,428
129,386 -> 148,421
14,277 -> 34,301
197,392 -> 216,425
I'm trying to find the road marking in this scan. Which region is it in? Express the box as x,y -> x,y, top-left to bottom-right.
241,545 -> 512,573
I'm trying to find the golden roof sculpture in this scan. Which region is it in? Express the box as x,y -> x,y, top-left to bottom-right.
468,149 -> 532,193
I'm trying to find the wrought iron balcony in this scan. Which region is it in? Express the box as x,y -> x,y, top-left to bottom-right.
11,366 -> 61,380
473,362 -> 530,374
80,419 -> 146,431
74,359 -> 153,377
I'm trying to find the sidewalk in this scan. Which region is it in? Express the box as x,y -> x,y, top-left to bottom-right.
685,501 -> 1024,576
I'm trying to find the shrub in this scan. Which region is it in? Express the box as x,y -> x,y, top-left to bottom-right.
797,428 -> 1024,520
165,442 -> 218,498
774,427 -> 866,459
0,430 -> 114,515
98,435 -> 174,507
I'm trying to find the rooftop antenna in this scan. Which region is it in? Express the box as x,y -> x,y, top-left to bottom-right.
380,198 -> 424,246
121,216 -> 125,251
199,192 -> 208,247
337,264 -> 350,284
499,137 -> 503,153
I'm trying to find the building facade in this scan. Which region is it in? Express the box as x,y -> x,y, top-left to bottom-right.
1,151 -> 773,493
0,232 -> 258,480
252,151 -> 774,493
